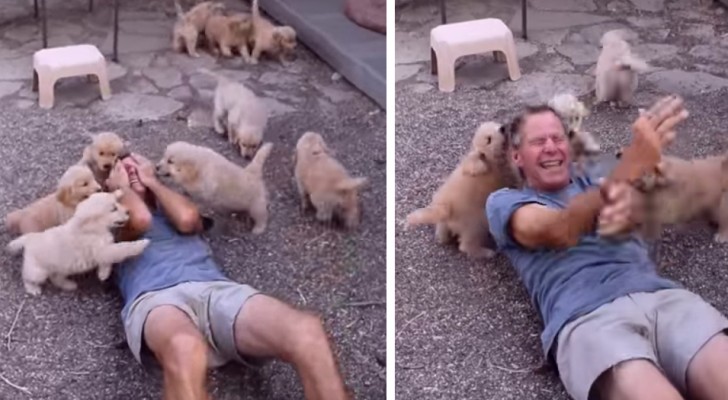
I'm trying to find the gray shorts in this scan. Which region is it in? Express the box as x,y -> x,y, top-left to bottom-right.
123,280 -> 261,369
556,288 -> 728,400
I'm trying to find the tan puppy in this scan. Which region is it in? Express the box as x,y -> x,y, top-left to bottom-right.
595,30 -> 650,108
156,141 -> 273,234
249,0 -> 297,64
205,13 -> 254,61
5,165 -> 101,235
294,132 -> 368,228
405,122 -> 518,259
7,191 -> 150,296
637,152 -> 728,243
173,1 -> 226,57
79,131 -> 126,189
198,68 -> 269,159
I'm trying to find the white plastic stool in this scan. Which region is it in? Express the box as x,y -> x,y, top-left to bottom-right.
32,44 -> 111,109
430,18 -> 521,92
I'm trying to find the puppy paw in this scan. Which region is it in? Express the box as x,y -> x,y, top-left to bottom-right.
714,232 -> 728,244
249,58 -> 259,65
24,282 -> 42,296
55,279 -> 78,291
251,225 -> 267,235
97,267 -> 112,282
463,247 -> 496,259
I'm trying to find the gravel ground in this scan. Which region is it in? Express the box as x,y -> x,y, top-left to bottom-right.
0,1 -> 386,399
396,0 -> 728,398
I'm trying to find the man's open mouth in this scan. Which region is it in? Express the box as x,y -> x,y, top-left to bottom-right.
540,160 -> 564,169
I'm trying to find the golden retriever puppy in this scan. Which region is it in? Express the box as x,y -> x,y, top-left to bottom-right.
249,0 -> 297,64
595,29 -> 650,108
5,165 -> 101,235
6,191 -> 150,296
173,1 -> 226,57
156,141 -> 273,234
636,152 -> 728,243
205,13 -> 254,61
548,93 -> 601,171
198,68 -> 269,159
294,132 -> 368,228
78,131 -> 126,189
405,122 -> 519,259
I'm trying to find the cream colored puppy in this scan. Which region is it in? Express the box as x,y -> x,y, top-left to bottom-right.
5,165 -> 101,235
595,29 -> 650,107
156,141 -> 273,234
205,13 -> 254,61
405,122 -> 519,259
198,68 -> 269,159
249,0 -> 297,64
636,152 -> 728,243
173,1 -> 226,57
548,93 -> 601,170
294,132 -> 368,228
78,131 -> 126,189
6,191 -> 150,296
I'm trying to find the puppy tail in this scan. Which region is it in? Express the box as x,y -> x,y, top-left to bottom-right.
617,52 -> 649,73
252,0 -> 261,23
404,204 -> 449,229
335,177 -> 368,193
174,0 -> 185,20
246,142 -> 273,177
6,234 -> 30,255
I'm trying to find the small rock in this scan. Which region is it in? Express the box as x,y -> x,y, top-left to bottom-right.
331,72 -> 342,81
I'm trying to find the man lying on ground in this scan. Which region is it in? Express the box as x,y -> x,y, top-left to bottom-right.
486,96 -> 728,400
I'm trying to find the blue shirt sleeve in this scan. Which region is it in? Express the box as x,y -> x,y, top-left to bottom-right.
485,188 -> 547,250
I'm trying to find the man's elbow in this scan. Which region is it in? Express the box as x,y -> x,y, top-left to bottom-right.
178,210 -> 202,234
130,210 -> 153,233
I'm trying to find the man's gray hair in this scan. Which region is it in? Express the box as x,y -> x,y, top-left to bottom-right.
507,104 -> 567,149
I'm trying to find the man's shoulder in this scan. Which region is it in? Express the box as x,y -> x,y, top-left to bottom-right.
487,187 -> 536,210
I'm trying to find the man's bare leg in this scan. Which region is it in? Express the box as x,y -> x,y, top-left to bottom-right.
234,295 -> 349,400
595,359 -> 684,400
687,333 -> 728,400
144,305 -> 210,400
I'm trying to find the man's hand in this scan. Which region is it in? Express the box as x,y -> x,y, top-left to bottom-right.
129,153 -> 159,188
598,181 -> 645,237
634,95 -> 689,149
106,161 -> 131,191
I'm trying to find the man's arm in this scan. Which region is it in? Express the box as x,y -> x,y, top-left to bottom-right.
145,179 -> 203,234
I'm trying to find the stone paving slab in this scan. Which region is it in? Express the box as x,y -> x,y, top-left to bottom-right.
258,0 -> 386,109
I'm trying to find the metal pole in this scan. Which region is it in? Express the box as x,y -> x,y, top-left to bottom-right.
440,0 -> 446,24
522,0 -> 528,39
41,0 -> 47,48
34,0 -> 38,18
89,0 -> 93,13
113,0 -> 119,61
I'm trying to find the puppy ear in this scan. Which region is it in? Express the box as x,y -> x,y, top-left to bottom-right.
80,146 -> 92,163
56,186 -> 74,207
461,151 -> 490,176
336,177 -> 368,192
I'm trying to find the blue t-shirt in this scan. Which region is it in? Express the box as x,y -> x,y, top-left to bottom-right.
485,161 -> 679,360
114,207 -> 230,320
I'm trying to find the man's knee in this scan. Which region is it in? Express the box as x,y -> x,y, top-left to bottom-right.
157,332 -> 208,375
595,359 -> 683,400
285,311 -> 329,359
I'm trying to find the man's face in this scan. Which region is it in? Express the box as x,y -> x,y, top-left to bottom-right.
512,111 -> 571,192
